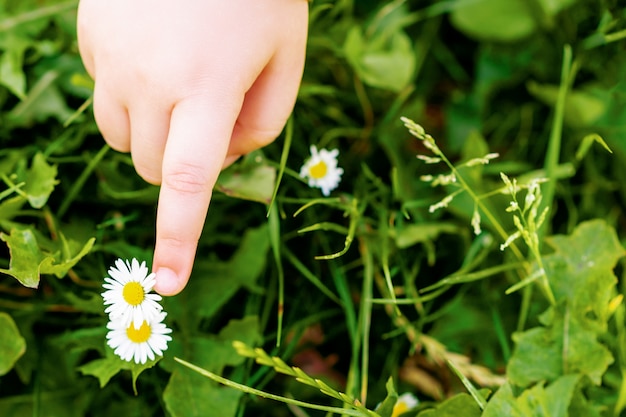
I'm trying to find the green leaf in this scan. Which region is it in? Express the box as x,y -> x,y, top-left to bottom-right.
418,393 -> 482,417
79,353 -> 160,392
23,152 -> 58,208
167,316 -> 260,374
0,228 -> 51,287
450,0 -> 537,42
216,152 -> 276,204
508,315 -> 613,387
0,36 -> 28,100
0,312 -> 26,375
344,25 -> 415,92
164,369 -> 243,417
484,376 -> 580,417
375,377 -> 398,417
482,383 -> 525,417
163,317 -> 260,417
0,228 -> 95,288
507,220 -> 622,387
507,326 -> 561,385
545,219 -> 625,329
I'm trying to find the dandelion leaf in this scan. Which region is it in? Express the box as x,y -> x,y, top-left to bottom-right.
0,228 -> 95,288
507,220 -> 622,387
417,393 -> 481,417
164,369 -> 242,417
164,316 -> 260,374
163,317 -> 260,417
0,312 -> 26,375
507,327 -> 561,385
23,152 -> 58,209
545,219 -> 624,328
216,153 -> 276,204
484,376 -> 579,417
0,37 -> 27,99
79,352 -> 159,392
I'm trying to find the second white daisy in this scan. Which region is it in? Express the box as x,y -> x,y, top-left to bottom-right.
102,258 -> 163,329
300,145 -> 343,196
106,311 -> 172,364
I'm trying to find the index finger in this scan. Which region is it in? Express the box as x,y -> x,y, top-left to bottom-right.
152,97 -> 241,295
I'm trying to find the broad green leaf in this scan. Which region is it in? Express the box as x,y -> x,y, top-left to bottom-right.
450,0 -> 536,42
0,228 -> 95,288
0,36 -> 28,99
545,219 -> 625,329
0,312 -> 26,375
165,316 -> 260,374
216,153 -> 276,204
0,228 -> 51,287
417,393 -> 481,417
508,220 -> 621,387
344,25 -> 415,92
507,327 -> 561,386
163,317 -> 260,417
78,357 -> 125,388
484,376 -> 579,417
164,369 -> 243,417
23,152 -> 58,208
541,375 -> 581,417
482,383 -> 525,417
511,317 -> 614,389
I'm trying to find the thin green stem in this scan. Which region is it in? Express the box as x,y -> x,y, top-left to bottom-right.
57,145 -> 109,218
174,358 -> 378,417
540,44 -> 573,237
0,1 -> 78,32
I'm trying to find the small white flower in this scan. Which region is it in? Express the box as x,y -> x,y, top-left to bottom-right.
102,258 -> 163,329
106,312 -> 172,364
300,145 -> 343,196
392,393 -> 419,417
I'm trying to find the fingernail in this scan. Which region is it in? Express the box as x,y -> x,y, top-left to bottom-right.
154,267 -> 181,296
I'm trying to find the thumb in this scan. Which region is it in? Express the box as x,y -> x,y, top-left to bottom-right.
152,98 -> 240,295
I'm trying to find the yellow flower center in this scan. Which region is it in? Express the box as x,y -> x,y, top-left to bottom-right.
122,281 -> 145,306
126,321 -> 151,343
309,160 -> 328,179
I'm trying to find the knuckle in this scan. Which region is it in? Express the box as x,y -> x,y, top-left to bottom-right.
237,122 -> 283,148
162,162 -> 210,195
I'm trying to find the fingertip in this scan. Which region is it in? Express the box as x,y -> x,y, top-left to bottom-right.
153,267 -> 186,296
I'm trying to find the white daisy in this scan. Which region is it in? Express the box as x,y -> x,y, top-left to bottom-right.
102,258 -> 163,329
299,145 -> 343,196
392,393 -> 419,417
106,311 -> 172,364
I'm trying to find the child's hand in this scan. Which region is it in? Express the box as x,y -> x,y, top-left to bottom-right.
77,0 -> 308,295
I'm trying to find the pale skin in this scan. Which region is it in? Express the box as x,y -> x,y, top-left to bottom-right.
77,0 -> 308,295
